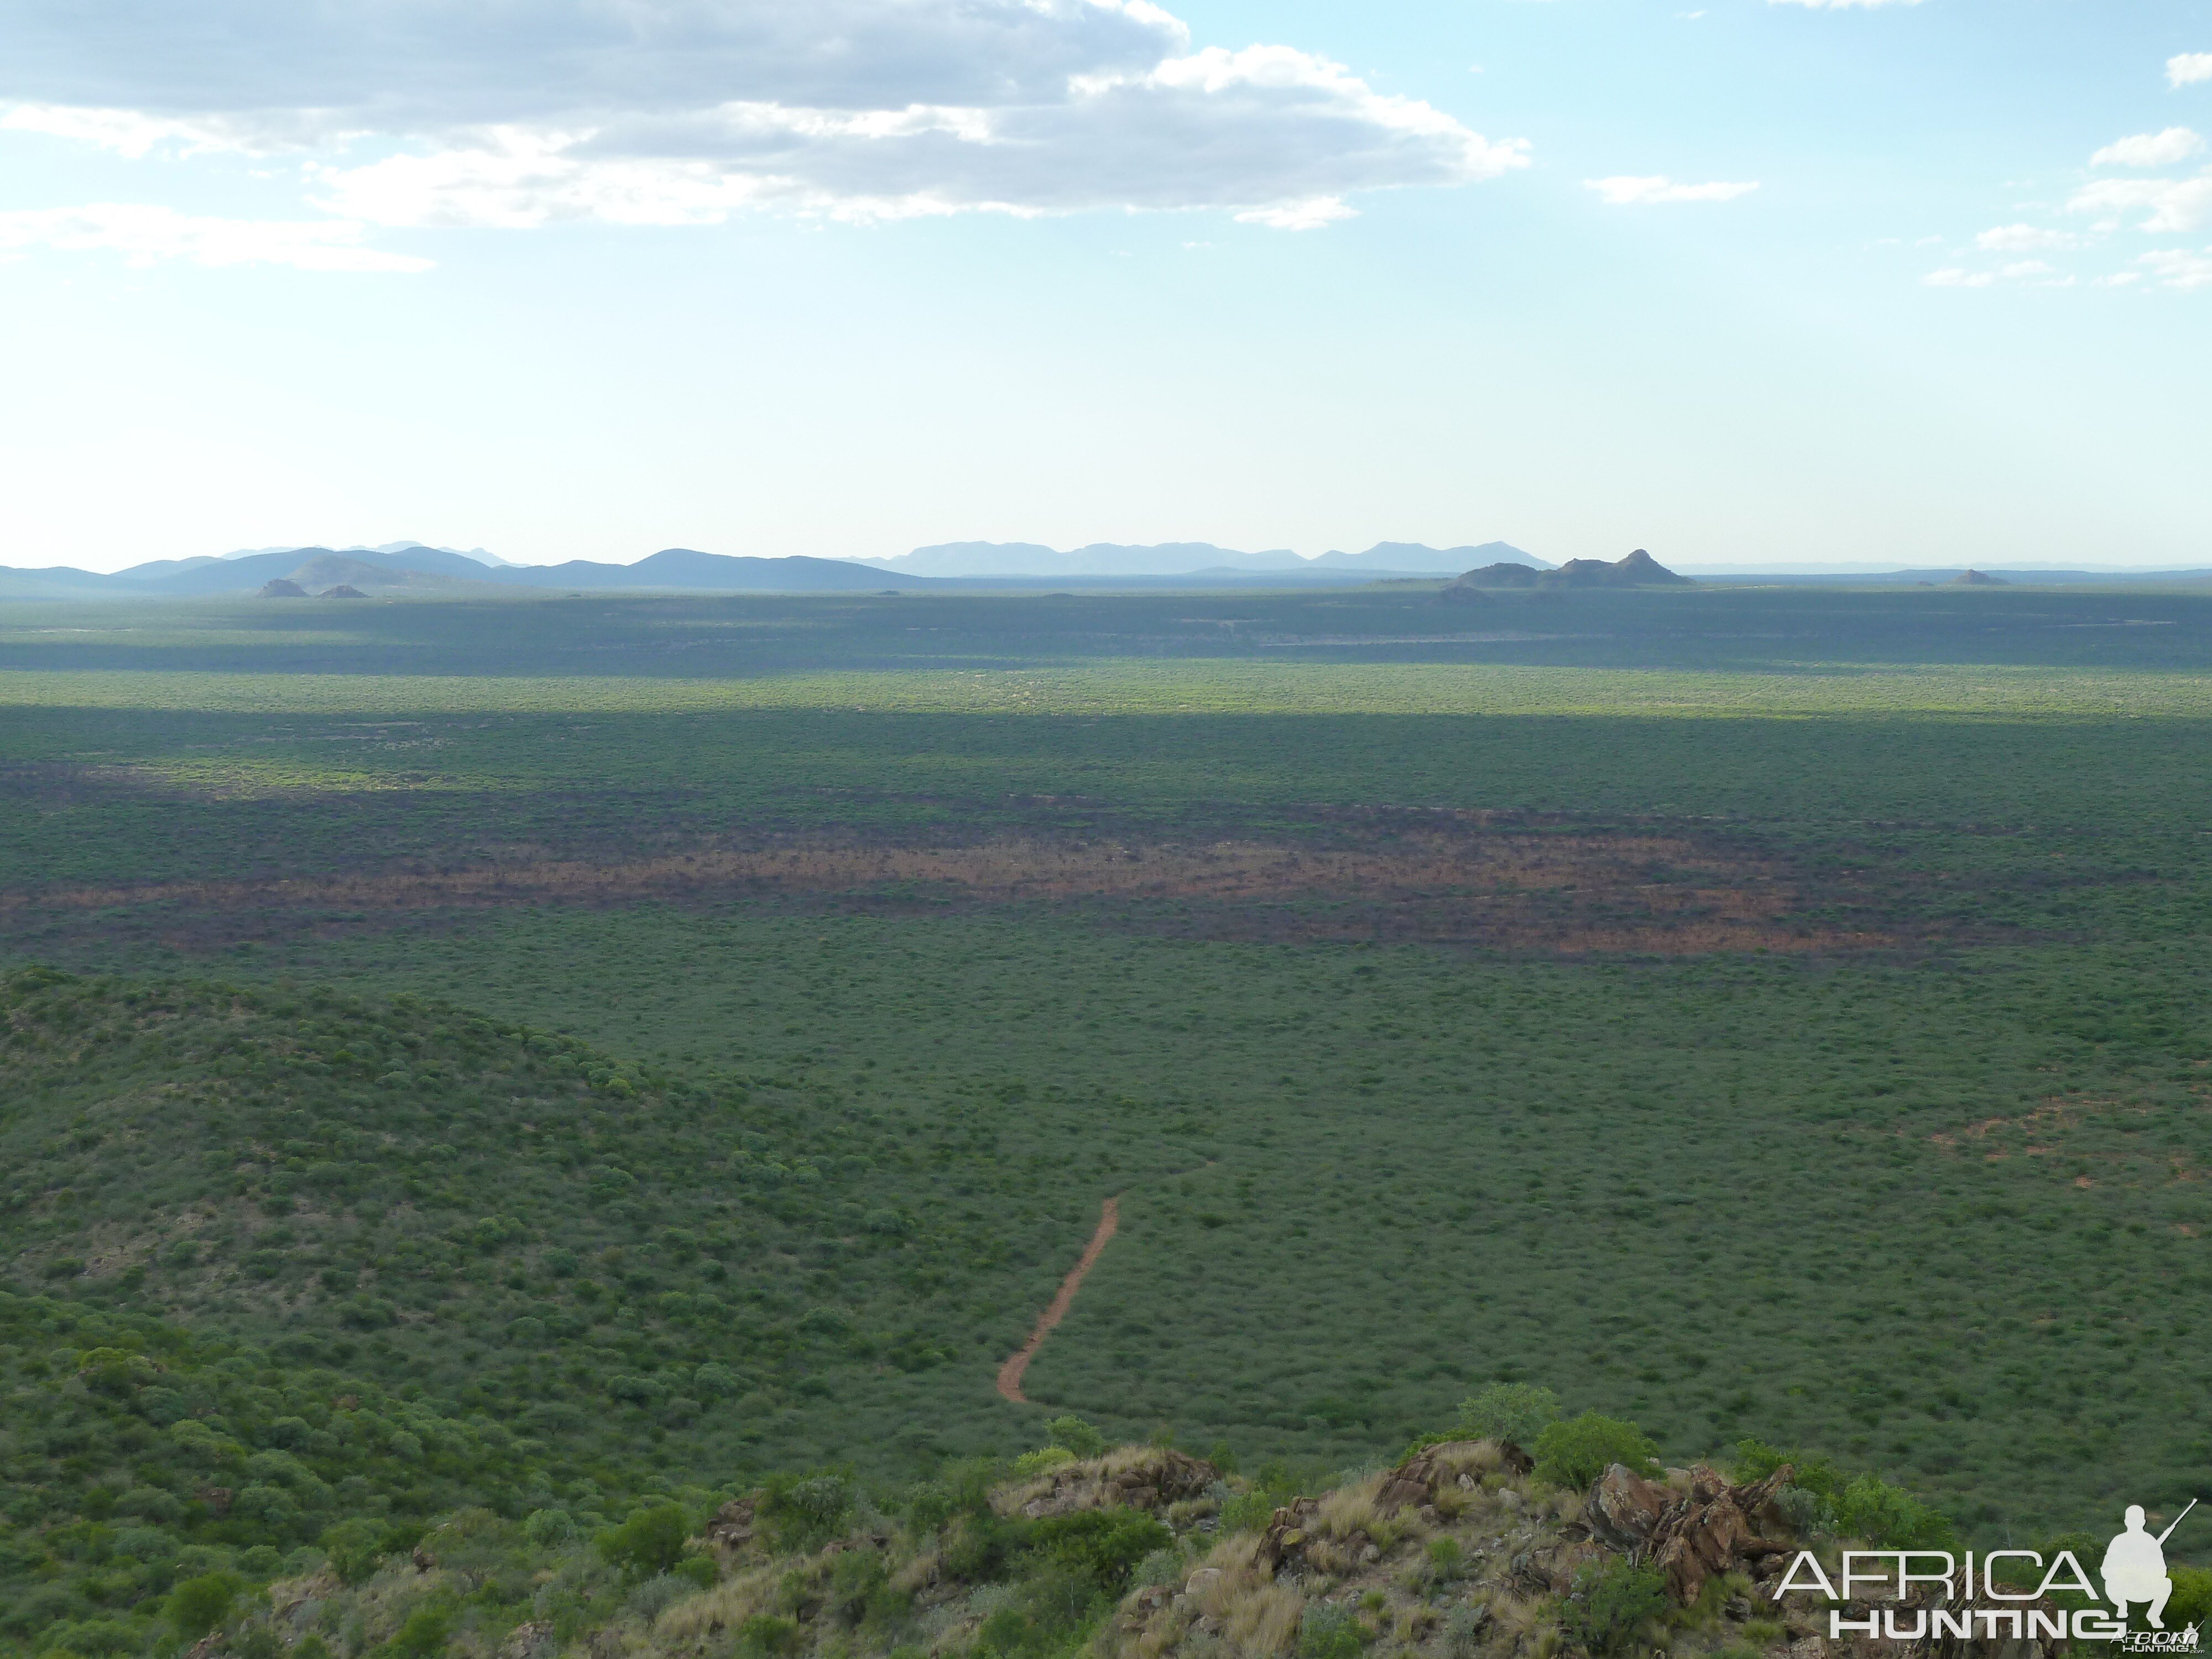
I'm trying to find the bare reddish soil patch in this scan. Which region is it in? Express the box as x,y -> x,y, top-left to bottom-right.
1,816 -> 1887,956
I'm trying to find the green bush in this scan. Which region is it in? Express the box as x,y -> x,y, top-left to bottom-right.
164,1572 -> 244,1637
940,1511 -> 1030,1583
674,1553 -> 718,1590
596,1504 -> 690,1579
2169,1565 -> 2212,1629
1558,1558 -> 1670,1656
1732,1439 -> 1954,1549
1297,1601 -> 1371,1659
1531,1413 -> 1659,1491
1832,1474 -> 1956,1551
320,1518 -> 411,1586
1026,1509 -> 1172,1591
1133,1548 -> 1185,1589
1045,1416 -> 1107,1458
759,1471 -> 853,1552
523,1509 -> 578,1547
738,1614 -> 802,1657
1455,1384 -> 1563,1448
388,1601 -> 455,1659
1730,1437 -> 1844,1500
827,1547 -> 908,1627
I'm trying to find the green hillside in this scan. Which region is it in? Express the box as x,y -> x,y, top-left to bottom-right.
0,966 -> 1177,1480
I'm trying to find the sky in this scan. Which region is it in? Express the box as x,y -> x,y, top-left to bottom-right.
1,0 -> 2208,574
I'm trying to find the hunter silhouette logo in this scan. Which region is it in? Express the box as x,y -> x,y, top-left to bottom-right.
2106,1501 -> 2200,1652
2105,1501 -> 2193,1627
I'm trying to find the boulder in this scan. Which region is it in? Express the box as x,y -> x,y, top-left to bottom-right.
1510,1537 -> 1605,1596
1586,1463 -> 1672,1550
1372,1440 -> 1521,1515
706,1495 -> 757,1550
1255,1496 -> 1323,1573
1587,1462 -> 1793,1605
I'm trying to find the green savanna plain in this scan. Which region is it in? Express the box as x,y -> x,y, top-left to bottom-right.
3,578 -> 2210,1614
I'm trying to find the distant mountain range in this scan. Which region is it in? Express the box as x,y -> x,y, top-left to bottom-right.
7,539 -> 2207,599
0,546 -> 926,599
853,540 -> 1550,577
0,539 -> 1550,597
216,540 -> 516,567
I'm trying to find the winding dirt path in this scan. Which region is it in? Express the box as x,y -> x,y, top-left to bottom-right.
995,1196 -> 1120,1405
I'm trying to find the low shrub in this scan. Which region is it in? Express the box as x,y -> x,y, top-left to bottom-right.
596,1504 -> 690,1580
1045,1416 -> 1107,1458
1832,1475 -> 1956,1551
1531,1413 -> 1659,1490
1557,1558 -> 1670,1656
759,1471 -> 853,1552
1731,1439 -> 1955,1549
1297,1601 -> 1371,1659
1026,1509 -> 1172,1591
164,1572 -> 244,1638
738,1613 -> 802,1657
1455,1384 -> 1563,1448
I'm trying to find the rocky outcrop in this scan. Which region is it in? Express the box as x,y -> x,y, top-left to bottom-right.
320,585 -> 368,598
1255,1496 -> 1324,1574
1373,1439 -> 1530,1516
257,578 -> 308,598
1585,1463 -> 1674,1550
498,1621 -> 556,1659
1004,1449 -> 1219,1520
1586,1463 -> 1794,1604
706,1495 -> 758,1550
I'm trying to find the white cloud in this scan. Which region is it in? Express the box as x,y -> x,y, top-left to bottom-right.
2069,170 -> 2212,233
2135,246 -> 2212,288
1922,261 -> 2074,290
1234,196 -> 1355,230
1767,0 -> 1923,8
0,102 -> 257,156
1976,223 -> 2081,252
2091,127 -> 2205,168
2168,53 -> 2212,88
0,2 -> 1527,232
0,203 -> 430,270
1585,175 -> 1757,205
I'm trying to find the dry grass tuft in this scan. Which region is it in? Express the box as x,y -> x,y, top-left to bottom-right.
652,1562 -> 780,1644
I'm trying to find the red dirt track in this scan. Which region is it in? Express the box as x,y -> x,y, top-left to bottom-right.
995,1196 -> 1120,1405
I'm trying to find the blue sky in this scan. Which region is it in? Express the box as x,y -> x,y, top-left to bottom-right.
1,0 -> 2206,573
